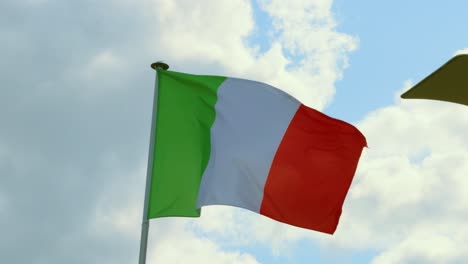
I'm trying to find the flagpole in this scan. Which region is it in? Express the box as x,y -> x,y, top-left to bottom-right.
138,61 -> 170,264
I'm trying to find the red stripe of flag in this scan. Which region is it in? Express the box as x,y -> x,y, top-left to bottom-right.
260,104 -> 367,234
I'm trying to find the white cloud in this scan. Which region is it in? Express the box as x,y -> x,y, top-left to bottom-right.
319,82 -> 468,263
146,0 -> 356,109
85,51 -> 123,77
147,219 -> 260,264
92,160 -> 146,238
148,0 -> 256,75
371,224 -> 468,264
0,192 -> 6,214
192,206 -> 314,256
89,160 -> 261,263
258,0 -> 358,108
10,0 -> 50,6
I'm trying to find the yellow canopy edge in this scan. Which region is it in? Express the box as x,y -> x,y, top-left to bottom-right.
401,54 -> 468,106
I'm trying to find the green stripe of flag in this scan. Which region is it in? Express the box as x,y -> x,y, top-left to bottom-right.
147,70 -> 226,218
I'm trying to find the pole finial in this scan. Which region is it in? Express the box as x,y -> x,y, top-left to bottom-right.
151,61 -> 169,70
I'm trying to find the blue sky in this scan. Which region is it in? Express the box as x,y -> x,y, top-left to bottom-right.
328,0 -> 468,122
1,1 -> 468,263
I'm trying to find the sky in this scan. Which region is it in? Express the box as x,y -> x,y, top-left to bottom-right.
1,0 -> 468,263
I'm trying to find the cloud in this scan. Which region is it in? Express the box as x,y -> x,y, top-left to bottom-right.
258,0 -> 358,106
147,218 -> 260,263
191,206 -> 315,256
91,163 -> 260,264
371,225 -> 468,264
321,83 -> 468,263
150,0 -> 357,109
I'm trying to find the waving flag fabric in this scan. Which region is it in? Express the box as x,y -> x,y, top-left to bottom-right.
147,69 -> 366,234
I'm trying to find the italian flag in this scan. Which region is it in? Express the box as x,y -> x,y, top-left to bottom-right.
147,69 -> 367,234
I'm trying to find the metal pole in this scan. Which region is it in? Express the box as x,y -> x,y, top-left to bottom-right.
138,61 -> 170,264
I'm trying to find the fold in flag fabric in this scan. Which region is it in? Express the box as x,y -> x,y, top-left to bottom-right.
147,70 -> 367,234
